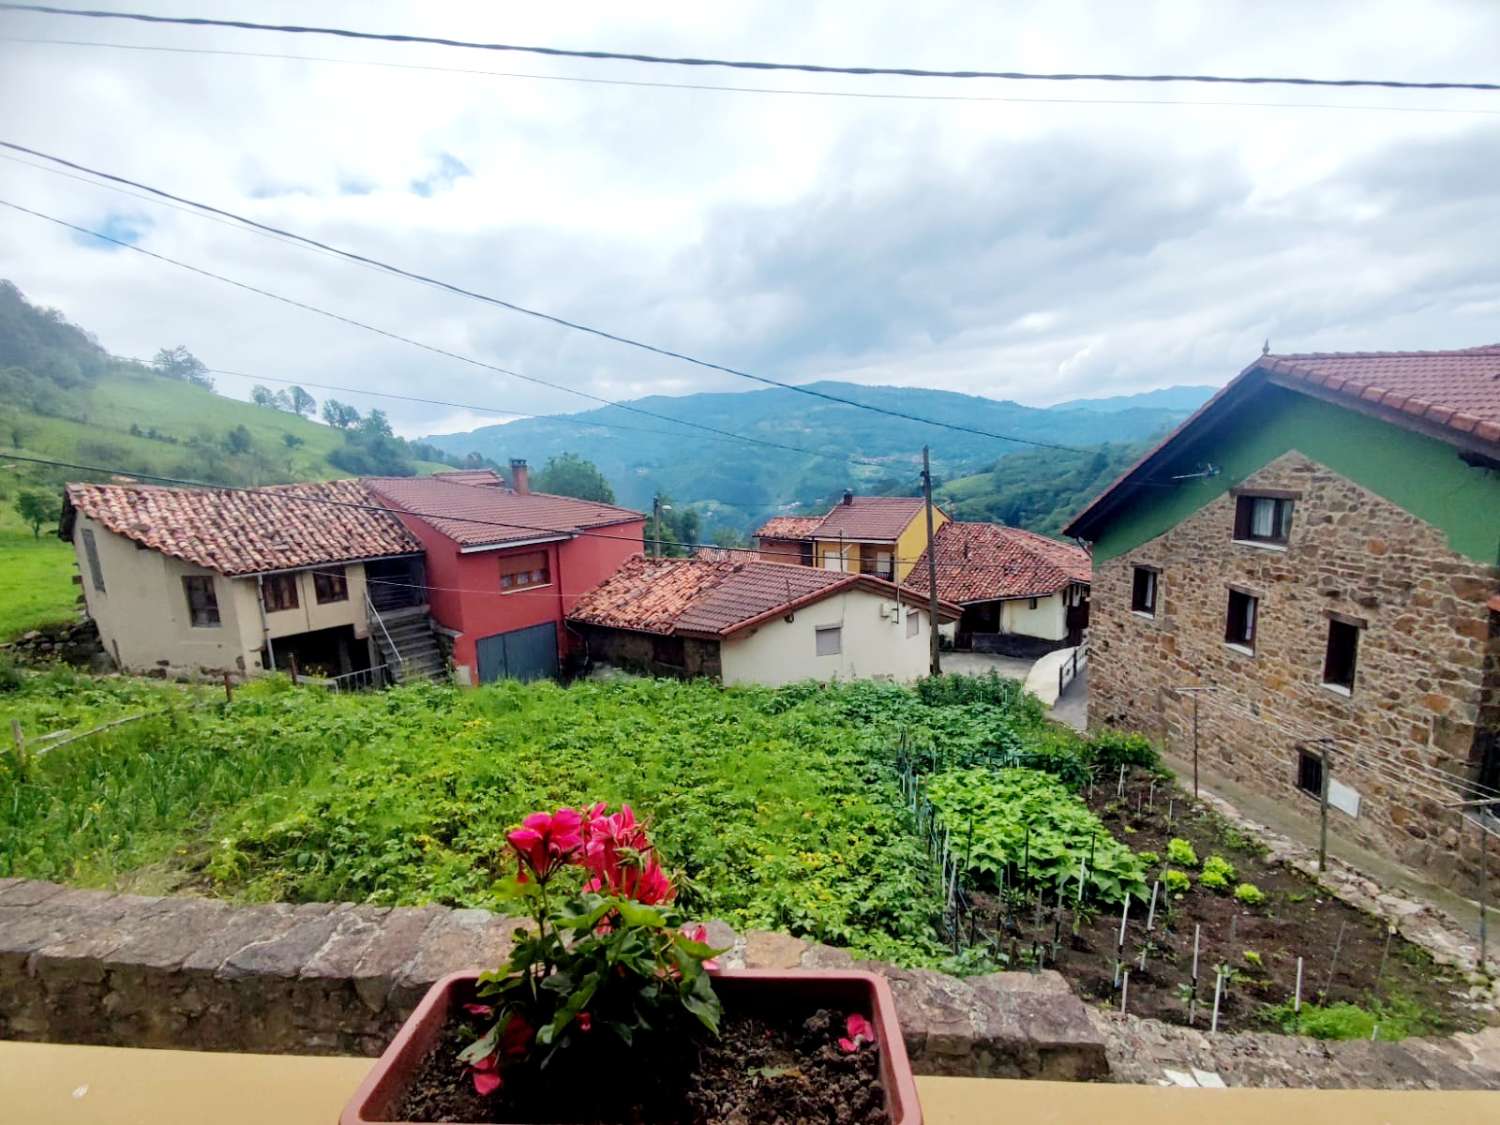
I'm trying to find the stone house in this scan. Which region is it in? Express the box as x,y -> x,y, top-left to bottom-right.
1064,345 -> 1500,893
567,556 -> 960,686
754,493 -> 949,582
901,522 -> 1091,655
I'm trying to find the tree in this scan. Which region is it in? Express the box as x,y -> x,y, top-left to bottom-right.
282,433 -> 304,449
224,424 -> 253,455
532,452 -> 615,503
288,385 -> 316,417
357,408 -> 394,438
14,490 -> 58,539
322,399 -> 361,429
152,345 -> 213,389
710,526 -> 748,549
251,385 -> 276,408
272,389 -> 293,412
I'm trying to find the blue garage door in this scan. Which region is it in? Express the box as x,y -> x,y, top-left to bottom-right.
475,622 -> 559,684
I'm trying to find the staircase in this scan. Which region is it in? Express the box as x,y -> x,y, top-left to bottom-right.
368,603 -> 447,684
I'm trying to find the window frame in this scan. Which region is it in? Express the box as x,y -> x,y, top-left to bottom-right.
1322,614 -> 1363,694
1224,587 -> 1259,652
1295,748 -> 1325,798
182,574 -> 221,628
261,572 -> 300,613
313,567 -> 349,605
815,624 -> 843,657
499,549 -> 551,593
1233,492 -> 1296,547
1130,565 -> 1159,617
906,608 -> 920,638
81,528 -> 106,593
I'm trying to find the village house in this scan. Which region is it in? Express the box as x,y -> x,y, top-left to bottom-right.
60,479 -> 429,682
901,522 -> 1091,655
1064,345 -> 1500,893
566,556 -> 960,686
753,492 -> 949,581
367,461 -> 645,684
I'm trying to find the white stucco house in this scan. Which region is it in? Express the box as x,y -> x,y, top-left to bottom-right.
59,479 -> 439,682
902,522 -> 1091,656
566,556 -> 961,686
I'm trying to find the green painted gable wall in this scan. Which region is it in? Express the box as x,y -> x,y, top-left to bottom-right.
1090,385 -> 1500,566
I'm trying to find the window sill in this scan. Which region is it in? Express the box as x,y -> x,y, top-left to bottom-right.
1131,609 -> 1158,621
1320,682 -> 1353,698
1222,642 -> 1255,657
315,598 -> 350,607
501,583 -> 552,595
1232,539 -> 1288,552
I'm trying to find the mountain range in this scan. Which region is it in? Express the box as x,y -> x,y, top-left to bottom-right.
422,381 -> 1213,536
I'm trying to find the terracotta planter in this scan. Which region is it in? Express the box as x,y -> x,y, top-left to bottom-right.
340,967 -> 921,1124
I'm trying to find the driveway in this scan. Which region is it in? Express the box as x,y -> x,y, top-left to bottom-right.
1049,666 -> 1088,732
939,650 -> 1034,681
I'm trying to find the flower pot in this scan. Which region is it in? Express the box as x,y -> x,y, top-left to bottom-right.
340,967 -> 921,1124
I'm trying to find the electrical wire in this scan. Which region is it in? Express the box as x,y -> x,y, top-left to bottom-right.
8,35 -> 1500,116
3,6 -> 1498,92
0,141 -> 1093,454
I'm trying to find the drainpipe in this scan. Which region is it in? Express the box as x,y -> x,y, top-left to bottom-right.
256,574 -> 276,671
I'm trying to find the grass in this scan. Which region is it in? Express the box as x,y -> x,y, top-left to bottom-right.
1261,993 -> 1454,1041
0,500 -> 78,639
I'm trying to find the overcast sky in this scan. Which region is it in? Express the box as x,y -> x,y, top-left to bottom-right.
2,1 -> 1498,438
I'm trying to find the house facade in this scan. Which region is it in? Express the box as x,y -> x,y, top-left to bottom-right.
368,462 -> 645,684
753,493 -> 948,582
902,522 -> 1091,655
1065,346 -> 1500,894
60,480 -> 427,681
567,556 -> 960,687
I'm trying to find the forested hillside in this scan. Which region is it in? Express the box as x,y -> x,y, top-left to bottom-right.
935,442 -> 1148,536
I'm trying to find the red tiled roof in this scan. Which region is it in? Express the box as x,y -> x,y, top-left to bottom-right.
368,476 -> 643,548
1064,344 -> 1500,540
693,546 -> 757,562
754,515 -> 823,540
903,523 -> 1091,604
812,496 -> 929,542
61,479 -> 422,576
431,469 -> 506,487
568,556 -> 958,638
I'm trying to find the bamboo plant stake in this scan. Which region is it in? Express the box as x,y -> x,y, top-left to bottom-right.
1120,969 -> 1130,1014
1115,893 -> 1130,987
1146,881 -> 1161,932
1324,920 -> 1348,995
1294,956 -> 1304,1014
1210,968 -> 1224,1033
1189,923 -> 1201,1025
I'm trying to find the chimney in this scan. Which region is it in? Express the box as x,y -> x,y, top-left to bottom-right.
510,459 -> 530,495
842,489 -> 854,506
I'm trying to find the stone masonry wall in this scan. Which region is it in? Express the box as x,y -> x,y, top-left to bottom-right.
1090,451 -> 1499,893
0,879 -> 1105,1080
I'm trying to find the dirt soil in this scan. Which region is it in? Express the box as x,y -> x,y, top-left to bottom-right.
968,769 -> 1481,1036
393,1003 -> 889,1124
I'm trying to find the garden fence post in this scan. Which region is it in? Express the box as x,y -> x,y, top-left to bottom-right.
1115,893 -> 1130,987
1294,956 -> 1303,1013
223,671 -> 233,702
1189,924 -> 1201,1025
1120,969 -> 1129,1014
1146,881 -> 1160,932
289,654 -> 300,685
1167,797 -> 1174,831
1210,969 -> 1224,1033
1117,764 -> 1125,798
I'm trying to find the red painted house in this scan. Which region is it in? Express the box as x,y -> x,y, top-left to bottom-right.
367,463 -> 645,683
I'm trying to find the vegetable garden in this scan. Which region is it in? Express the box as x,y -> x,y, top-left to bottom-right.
0,665 -> 1482,1039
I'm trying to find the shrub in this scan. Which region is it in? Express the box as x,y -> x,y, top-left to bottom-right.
1200,854 -> 1237,891
1234,882 -> 1267,906
1163,868 -> 1191,894
1088,730 -> 1160,771
1166,837 -> 1198,867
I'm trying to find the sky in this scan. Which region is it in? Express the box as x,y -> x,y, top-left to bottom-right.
1,1 -> 1498,439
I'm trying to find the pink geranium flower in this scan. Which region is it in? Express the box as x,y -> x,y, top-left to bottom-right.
507,808 -> 584,883
838,1013 -> 876,1053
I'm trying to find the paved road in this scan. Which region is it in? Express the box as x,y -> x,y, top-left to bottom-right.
939,651 -> 1034,680
1049,666 -> 1088,731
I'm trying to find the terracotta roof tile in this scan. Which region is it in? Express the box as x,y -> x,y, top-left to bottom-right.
903,523 -> 1091,604
367,476 -> 642,548
754,516 -> 823,540
569,556 -> 958,638
812,496 -> 929,542
62,479 -> 422,576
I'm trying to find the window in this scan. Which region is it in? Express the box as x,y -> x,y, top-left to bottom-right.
261,572 -> 299,612
861,549 -> 895,581
500,550 -> 550,591
1296,749 -> 1324,797
1234,494 -> 1294,545
1028,597 -> 1039,610
1224,589 -> 1258,650
906,609 -> 920,638
1323,617 -> 1362,692
815,625 -> 842,656
81,528 -> 105,592
651,635 -> 686,668
182,575 -> 220,627
1131,566 -> 1158,616
314,567 -> 348,604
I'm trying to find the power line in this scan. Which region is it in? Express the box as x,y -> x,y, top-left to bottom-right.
0,141 -> 1091,454
4,6 -> 1498,93
9,35 -> 1500,116
0,196 -> 904,471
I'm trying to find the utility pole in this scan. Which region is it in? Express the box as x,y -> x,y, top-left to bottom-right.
922,445 -> 941,677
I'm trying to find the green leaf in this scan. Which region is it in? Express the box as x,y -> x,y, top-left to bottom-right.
614,899 -> 666,928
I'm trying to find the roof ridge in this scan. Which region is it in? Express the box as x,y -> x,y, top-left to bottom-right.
1270,345 -> 1500,360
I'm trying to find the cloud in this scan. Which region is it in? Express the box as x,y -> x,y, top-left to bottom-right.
0,0 -> 1497,437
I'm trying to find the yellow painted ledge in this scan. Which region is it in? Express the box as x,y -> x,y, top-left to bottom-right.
3,1040 -> 1498,1125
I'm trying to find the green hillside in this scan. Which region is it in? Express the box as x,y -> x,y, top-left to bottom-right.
423,382 -> 1189,537
936,442 -> 1148,537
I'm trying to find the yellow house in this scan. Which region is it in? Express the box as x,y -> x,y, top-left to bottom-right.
806,493 -> 949,582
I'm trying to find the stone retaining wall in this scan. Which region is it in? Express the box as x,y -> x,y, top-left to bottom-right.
0,879 -> 1106,1080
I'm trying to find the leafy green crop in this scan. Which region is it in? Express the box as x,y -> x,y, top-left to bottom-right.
925,768 -> 1147,905
1234,882 -> 1266,906
1163,869 -> 1192,894
1200,854 -> 1237,890
1166,838 -> 1198,867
